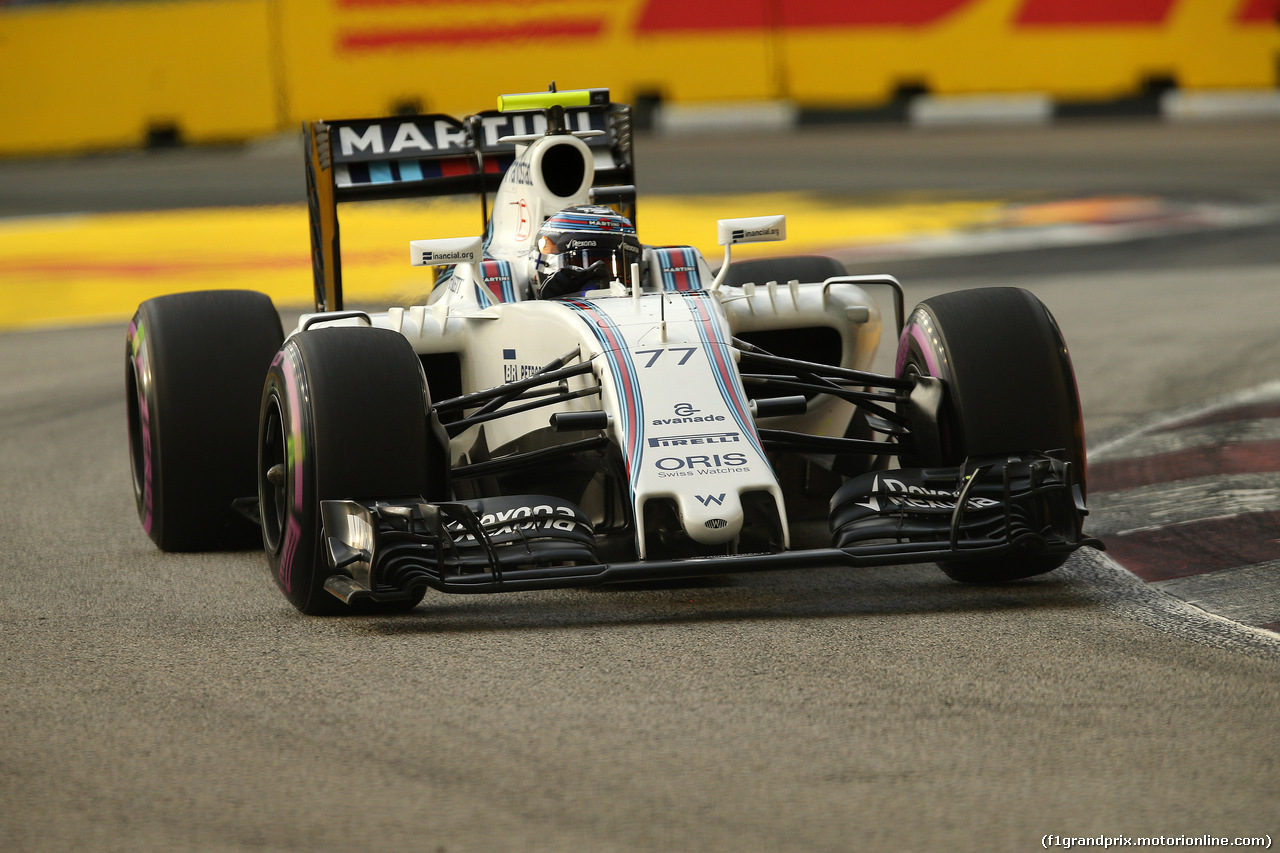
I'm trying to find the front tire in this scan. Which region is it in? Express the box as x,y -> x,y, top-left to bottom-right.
896,287 -> 1085,583
259,328 -> 444,615
126,290 -> 283,551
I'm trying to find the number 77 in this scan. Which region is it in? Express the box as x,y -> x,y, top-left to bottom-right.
635,347 -> 697,368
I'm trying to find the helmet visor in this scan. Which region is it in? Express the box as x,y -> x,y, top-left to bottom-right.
565,247 -> 635,285
539,233 -> 640,289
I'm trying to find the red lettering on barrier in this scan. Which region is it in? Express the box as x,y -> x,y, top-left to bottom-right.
1235,0 -> 1279,23
1014,0 -> 1176,25
636,0 -> 975,32
780,0 -> 973,26
338,20 -> 604,51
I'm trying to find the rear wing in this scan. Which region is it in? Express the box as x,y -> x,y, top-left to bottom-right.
305,101 -> 635,311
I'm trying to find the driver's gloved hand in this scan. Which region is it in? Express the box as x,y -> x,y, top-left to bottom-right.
540,260 -> 609,299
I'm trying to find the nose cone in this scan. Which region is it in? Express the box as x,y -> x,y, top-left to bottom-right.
676,491 -> 743,545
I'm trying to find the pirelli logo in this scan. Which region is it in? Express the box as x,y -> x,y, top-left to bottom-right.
648,432 -> 741,448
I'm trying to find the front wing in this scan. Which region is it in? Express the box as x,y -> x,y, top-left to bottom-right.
319,452 -> 1101,602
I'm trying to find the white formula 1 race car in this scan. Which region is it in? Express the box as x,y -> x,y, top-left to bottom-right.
126,87 -> 1099,614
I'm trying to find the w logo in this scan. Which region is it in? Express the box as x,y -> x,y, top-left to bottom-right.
696,494 -> 725,506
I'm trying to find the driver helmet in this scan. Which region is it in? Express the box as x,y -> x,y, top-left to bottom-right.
533,205 -> 641,298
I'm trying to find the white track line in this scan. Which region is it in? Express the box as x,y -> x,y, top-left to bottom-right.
1089,380 -> 1280,460
1067,549 -> 1280,658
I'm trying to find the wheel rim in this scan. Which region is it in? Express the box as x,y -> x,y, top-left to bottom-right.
125,353 -> 146,503
259,394 -> 288,553
901,358 -> 957,466
125,331 -> 155,535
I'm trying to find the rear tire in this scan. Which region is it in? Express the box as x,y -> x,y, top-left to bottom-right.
895,287 -> 1085,583
258,328 -> 444,615
126,290 -> 283,551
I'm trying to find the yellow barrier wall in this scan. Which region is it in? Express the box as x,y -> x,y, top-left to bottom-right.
273,0 -> 778,120
0,0 -> 277,154
0,0 -> 1276,155
279,0 -> 1277,117
777,0 -> 1280,103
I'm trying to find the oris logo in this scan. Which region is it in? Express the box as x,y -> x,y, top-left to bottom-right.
655,453 -> 747,471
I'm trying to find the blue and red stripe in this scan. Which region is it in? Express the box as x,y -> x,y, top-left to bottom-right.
685,294 -> 767,459
480,259 -> 519,303
562,300 -> 645,488
544,211 -> 633,233
653,247 -> 703,292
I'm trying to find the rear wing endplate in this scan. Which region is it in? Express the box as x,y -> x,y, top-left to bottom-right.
305,103 -> 635,311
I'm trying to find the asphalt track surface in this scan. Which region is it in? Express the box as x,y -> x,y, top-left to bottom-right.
3,120 -> 1279,851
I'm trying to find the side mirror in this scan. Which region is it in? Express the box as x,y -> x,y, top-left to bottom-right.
716,215 -> 787,247
409,236 -> 483,268
410,236 -> 488,300
709,215 -> 787,290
